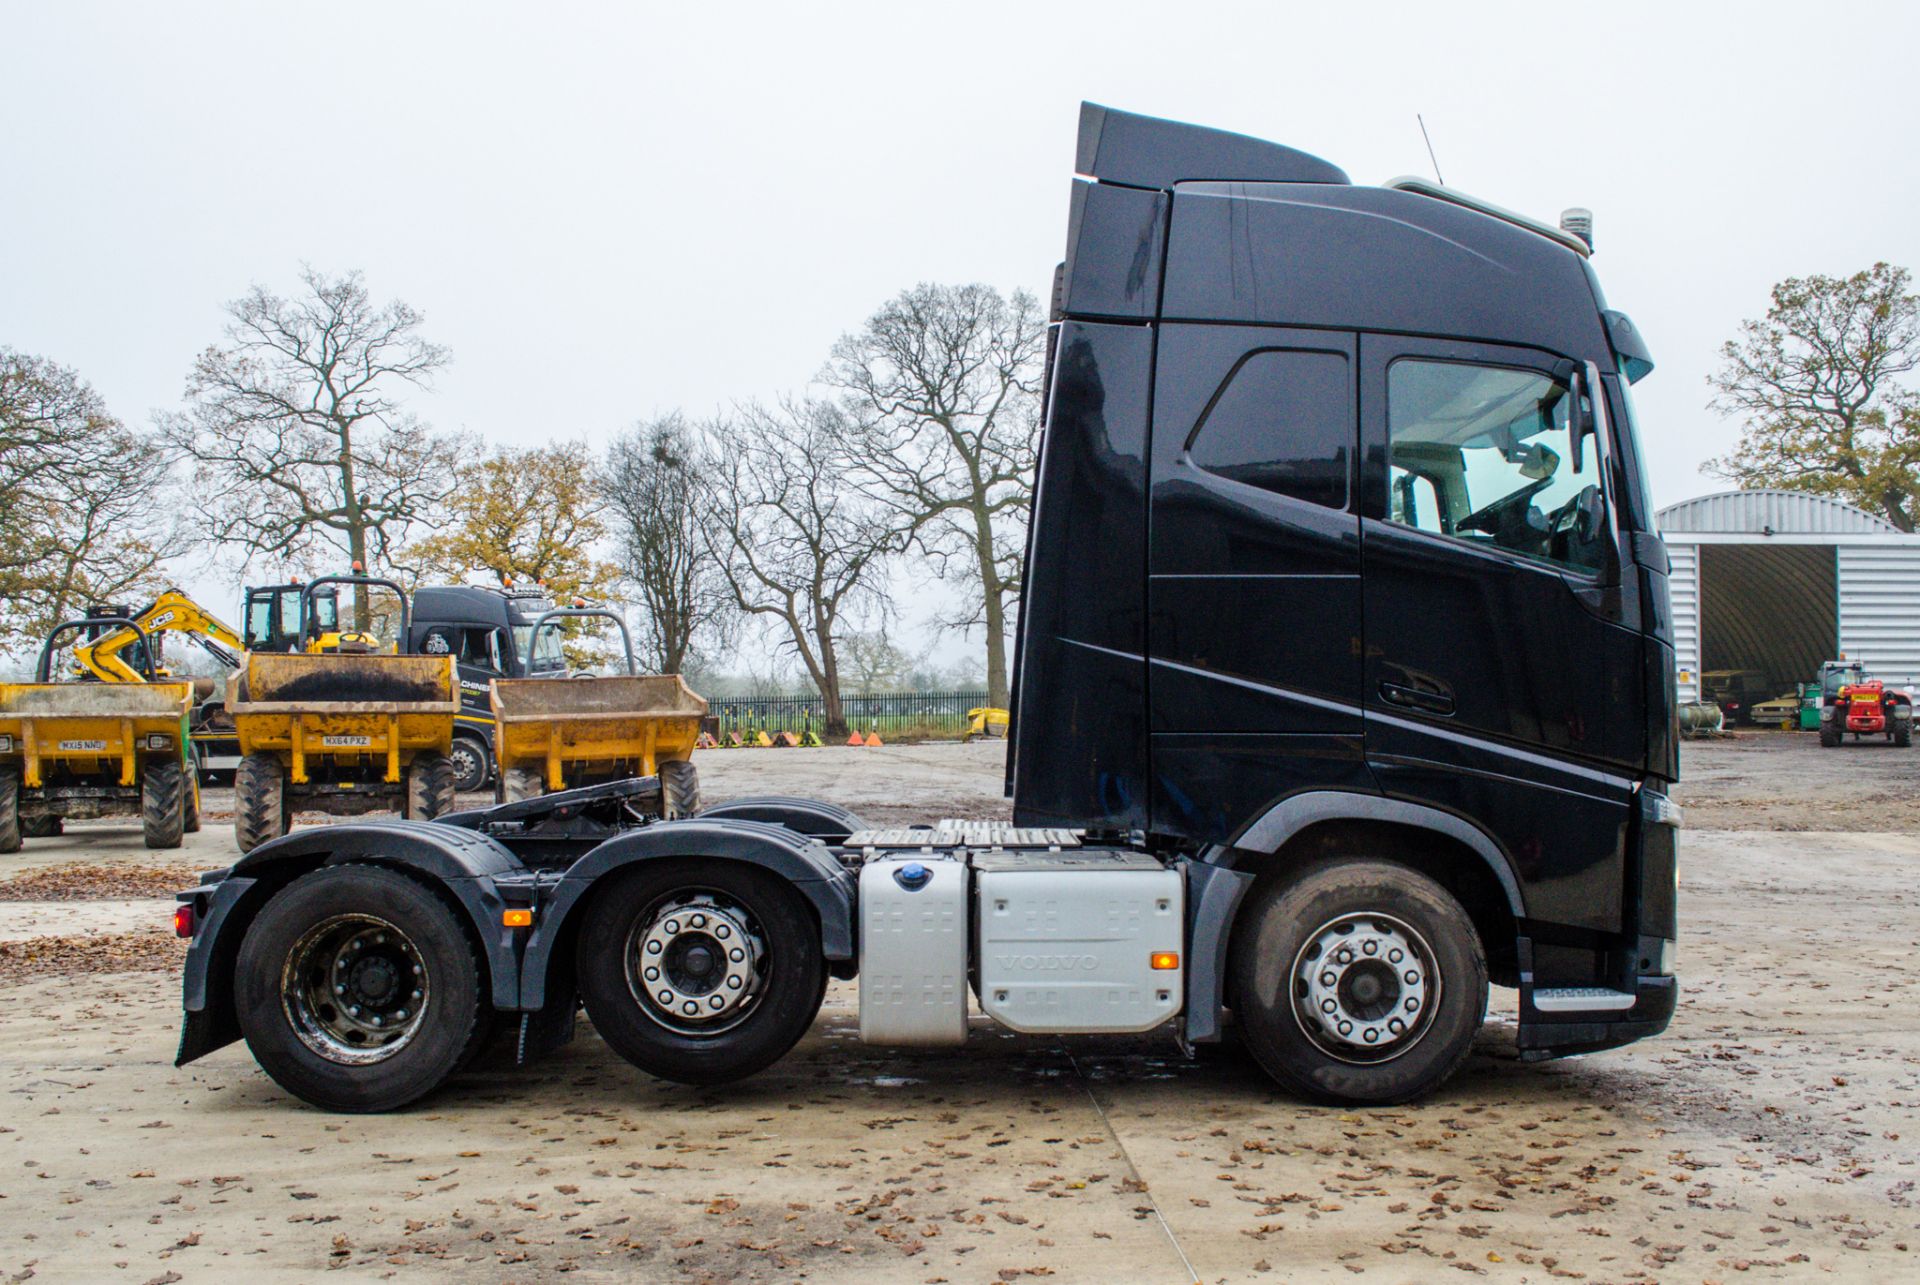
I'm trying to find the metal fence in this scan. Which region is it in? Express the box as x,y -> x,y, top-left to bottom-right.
706,690 -> 991,738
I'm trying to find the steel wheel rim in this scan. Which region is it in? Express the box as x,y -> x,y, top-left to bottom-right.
623,889 -> 767,1036
281,913 -> 430,1065
449,741 -> 484,792
1290,911 -> 1440,1065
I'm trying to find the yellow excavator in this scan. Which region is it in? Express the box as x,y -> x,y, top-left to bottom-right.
70,590 -> 247,684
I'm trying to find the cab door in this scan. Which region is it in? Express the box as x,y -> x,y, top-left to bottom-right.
1146,325 -> 1368,842
1358,335 -> 1644,933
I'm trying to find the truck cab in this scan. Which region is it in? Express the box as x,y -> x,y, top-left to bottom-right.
1009,103 -> 1677,1066
407,585 -> 569,790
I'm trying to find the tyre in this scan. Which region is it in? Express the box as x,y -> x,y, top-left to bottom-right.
22,815 -> 63,839
142,759 -> 186,849
659,758 -> 701,818
576,860 -> 825,1085
1819,722 -> 1841,748
449,736 -> 492,794
234,864 -> 485,1112
1229,859 -> 1487,1105
404,754 -> 456,821
235,753 -> 290,853
184,772 -> 202,833
1896,720 -> 1913,748
0,768 -> 20,853
499,766 -> 543,805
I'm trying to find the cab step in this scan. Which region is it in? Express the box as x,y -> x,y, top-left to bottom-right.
1531,987 -> 1637,1013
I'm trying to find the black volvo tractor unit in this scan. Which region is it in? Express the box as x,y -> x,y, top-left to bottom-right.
176,104 -> 1678,1113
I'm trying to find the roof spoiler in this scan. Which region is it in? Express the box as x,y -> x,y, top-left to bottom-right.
1076,102 -> 1349,190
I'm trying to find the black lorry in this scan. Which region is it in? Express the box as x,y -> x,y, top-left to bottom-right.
406,584 -> 570,791
175,104 -> 1679,1112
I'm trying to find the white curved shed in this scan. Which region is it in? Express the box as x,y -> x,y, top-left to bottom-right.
1657,490 -> 1920,705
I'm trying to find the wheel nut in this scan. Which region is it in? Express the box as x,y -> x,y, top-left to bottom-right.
727,976 -> 742,990
1362,940 -> 1378,955
716,925 -> 730,939
394,1009 -> 408,1020
1389,1018 -> 1405,1034
1363,1028 -> 1379,1042
370,1015 -> 383,1027
682,1000 -> 698,1015
657,990 -> 673,1005
349,1005 -> 361,1017
1337,1020 -> 1353,1036
644,967 -> 660,982
335,984 -> 347,995
690,914 -> 706,928
1321,971 -> 1337,987
729,948 -> 745,962
1405,997 -> 1420,1013
709,996 -> 724,1009
1321,998 -> 1336,1013
411,989 -> 422,1000
1388,949 -> 1403,963
646,940 -> 662,955
1404,971 -> 1419,985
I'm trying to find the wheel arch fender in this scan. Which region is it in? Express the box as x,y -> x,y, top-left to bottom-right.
226,821 -> 526,1010
696,795 -> 870,844
519,818 -> 854,1012
1182,791 -> 1525,1044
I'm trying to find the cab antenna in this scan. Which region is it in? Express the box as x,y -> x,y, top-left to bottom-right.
1417,113 -> 1445,186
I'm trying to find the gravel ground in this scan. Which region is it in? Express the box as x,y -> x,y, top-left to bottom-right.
2,738 -> 1917,1282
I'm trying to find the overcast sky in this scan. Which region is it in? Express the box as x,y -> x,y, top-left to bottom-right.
6,1 -> 1918,664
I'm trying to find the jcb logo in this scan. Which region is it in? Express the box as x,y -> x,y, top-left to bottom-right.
994,954 -> 1098,972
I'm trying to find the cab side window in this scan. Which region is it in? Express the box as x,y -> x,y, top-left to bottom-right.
1385,359 -> 1608,574
1187,349 -> 1350,509
457,627 -> 506,673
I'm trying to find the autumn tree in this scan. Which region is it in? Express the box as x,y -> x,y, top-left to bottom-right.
160,268 -> 468,626
706,399 -> 900,737
1709,261 -> 1920,531
601,414 -> 735,675
0,349 -> 174,649
410,441 -> 616,598
824,283 -> 1046,707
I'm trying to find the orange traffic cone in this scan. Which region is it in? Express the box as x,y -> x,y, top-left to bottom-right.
864,731 -> 884,747
772,731 -> 799,748
846,731 -> 865,746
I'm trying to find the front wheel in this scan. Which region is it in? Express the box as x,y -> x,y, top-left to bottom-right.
498,766 -> 543,805
235,753 -> 290,852
0,767 -> 20,853
659,758 -> 700,817
1896,720 -> 1913,748
234,864 -> 485,1112
1819,722 -> 1841,748
576,861 -> 825,1085
404,754 -> 456,821
142,759 -> 186,849
1230,859 -> 1487,1105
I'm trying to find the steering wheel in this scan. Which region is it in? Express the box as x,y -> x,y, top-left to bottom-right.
1456,476 -> 1555,536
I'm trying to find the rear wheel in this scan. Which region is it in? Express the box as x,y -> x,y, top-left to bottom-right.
1896,720 -> 1913,748
22,815 -> 63,839
404,754 -> 456,821
235,753 -> 290,852
1230,859 -> 1487,1105
142,759 -> 186,849
0,768 -> 20,853
659,758 -> 701,818
1819,721 -> 1841,748
499,766 -> 543,805
577,861 -> 825,1085
183,769 -> 202,834
235,864 -> 484,1112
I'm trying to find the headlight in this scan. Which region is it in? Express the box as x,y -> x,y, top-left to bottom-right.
0,734 -> 12,753
145,733 -> 173,751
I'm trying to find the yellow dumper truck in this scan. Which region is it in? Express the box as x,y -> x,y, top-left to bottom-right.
0,617 -> 200,850
227,577 -> 460,852
489,607 -> 707,815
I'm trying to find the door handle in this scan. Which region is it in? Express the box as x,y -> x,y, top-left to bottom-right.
1380,681 -> 1455,717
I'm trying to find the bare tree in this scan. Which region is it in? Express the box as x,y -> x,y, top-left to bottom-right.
159,268 -> 467,625
706,399 -> 899,737
1,348 -> 174,648
602,414 -> 736,674
824,283 -> 1046,706
1709,261 -> 1920,531
840,622 -> 924,694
